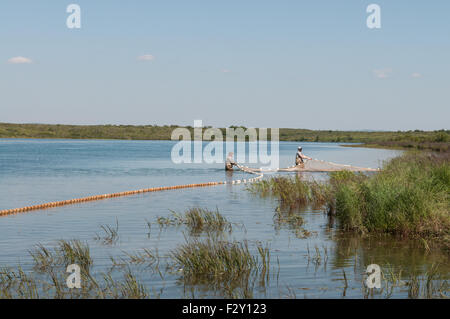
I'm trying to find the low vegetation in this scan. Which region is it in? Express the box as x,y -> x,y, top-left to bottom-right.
173,239 -> 254,286
30,240 -> 92,274
1,212 -> 447,298
1,123 -> 448,152
94,219 -> 119,245
334,153 -> 449,238
249,152 -> 450,248
172,238 -> 270,298
1,236 -> 272,298
156,207 -> 232,235
247,177 -> 332,211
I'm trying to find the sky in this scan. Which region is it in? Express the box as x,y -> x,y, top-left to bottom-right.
0,0 -> 449,131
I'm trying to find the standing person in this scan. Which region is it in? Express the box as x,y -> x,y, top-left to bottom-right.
295,146 -> 312,168
225,152 -> 237,171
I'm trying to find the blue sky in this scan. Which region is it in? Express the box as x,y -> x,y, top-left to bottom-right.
1,0 -> 449,130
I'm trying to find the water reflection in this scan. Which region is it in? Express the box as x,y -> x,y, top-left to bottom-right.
331,231 -> 450,278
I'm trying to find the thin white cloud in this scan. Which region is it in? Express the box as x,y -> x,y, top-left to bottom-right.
7,56 -> 32,64
137,54 -> 155,61
373,68 -> 392,79
221,69 -> 231,73
411,72 -> 422,78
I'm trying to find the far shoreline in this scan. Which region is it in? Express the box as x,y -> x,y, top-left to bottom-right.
0,123 -> 448,153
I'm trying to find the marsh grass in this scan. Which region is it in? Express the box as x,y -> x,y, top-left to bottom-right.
0,267 -> 39,299
29,240 -> 92,274
249,180 -> 321,239
406,265 -> 449,299
2,235 -> 448,299
119,269 -> 149,299
248,177 -> 329,239
157,207 -> 232,235
362,264 -> 449,299
57,240 -> 92,272
95,219 -> 119,245
145,219 -> 152,238
247,176 -> 333,212
184,207 -> 232,234
2,240 -> 151,299
123,249 -> 157,265
29,244 -> 56,273
3,242 -> 90,298
3,229 -> 272,299
273,207 -> 314,239
256,243 -> 271,287
171,237 -> 271,298
172,238 -> 255,284
274,207 -> 304,228
295,228 -> 313,239
248,153 -> 450,247
334,153 -> 450,241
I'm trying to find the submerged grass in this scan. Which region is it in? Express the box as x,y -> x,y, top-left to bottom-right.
0,267 -> 39,299
172,238 -> 256,285
248,176 -> 331,238
1,231 -> 448,298
57,240 -> 92,272
95,219 -> 119,245
367,264 -> 449,299
184,207 -> 232,234
29,240 -> 92,274
274,207 -> 304,229
2,239 -> 152,299
171,238 -> 271,298
157,207 -> 232,235
118,269 -> 149,299
247,176 -> 333,212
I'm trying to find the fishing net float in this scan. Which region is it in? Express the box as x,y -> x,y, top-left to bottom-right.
0,159 -> 377,218
0,168 -> 263,218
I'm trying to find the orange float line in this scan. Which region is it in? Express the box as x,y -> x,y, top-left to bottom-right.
0,163 -> 263,218
0,180 -> 227,218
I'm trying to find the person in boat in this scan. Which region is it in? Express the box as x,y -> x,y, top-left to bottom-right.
295,146 -> 312,168
225,152 -> 237,171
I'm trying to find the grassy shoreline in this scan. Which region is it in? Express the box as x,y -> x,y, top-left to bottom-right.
1,123 -> 448,153
342,141 -> 449,153
248,152 -> 450,250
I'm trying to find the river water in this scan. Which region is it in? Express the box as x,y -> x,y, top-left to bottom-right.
0,139 -> 448,298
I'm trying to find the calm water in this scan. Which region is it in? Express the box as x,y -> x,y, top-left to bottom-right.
0,139 -> 448,298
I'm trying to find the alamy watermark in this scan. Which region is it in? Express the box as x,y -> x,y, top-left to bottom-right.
170,120 -> 279,170
66,4 -> 81,29
66,264 -> 81,289
367,4 -> 381,29
65,4 -> 381,30
365,264 -> 382,289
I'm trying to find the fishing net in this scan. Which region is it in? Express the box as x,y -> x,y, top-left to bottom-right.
237,159 -> 379,173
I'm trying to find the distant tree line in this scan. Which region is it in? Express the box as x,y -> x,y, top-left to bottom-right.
0,123 -> 448,152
